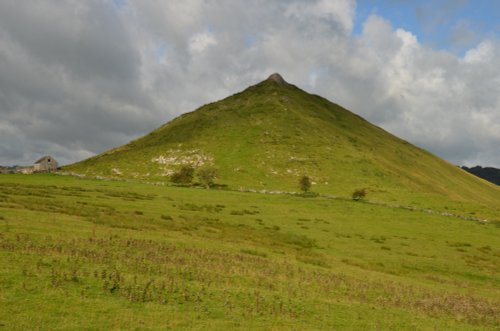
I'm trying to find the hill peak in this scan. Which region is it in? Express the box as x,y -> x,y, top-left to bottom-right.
266,73 -> 287,85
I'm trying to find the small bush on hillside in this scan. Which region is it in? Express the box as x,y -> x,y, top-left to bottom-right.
198,166 -> 218,188
352,188 -> 367,201
299,175 -> 311,193
170,165 -> 195,185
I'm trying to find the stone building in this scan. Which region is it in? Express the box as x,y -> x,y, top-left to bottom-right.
33,156 -> 58,172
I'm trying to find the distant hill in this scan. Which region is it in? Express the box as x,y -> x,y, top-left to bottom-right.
65,73 -> 500,207
462,166 -> 500,185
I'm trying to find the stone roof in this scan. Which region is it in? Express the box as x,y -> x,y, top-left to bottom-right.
35,155 -> 55,164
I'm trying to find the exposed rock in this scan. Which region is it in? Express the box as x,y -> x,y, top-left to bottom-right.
267,73 -> 287,85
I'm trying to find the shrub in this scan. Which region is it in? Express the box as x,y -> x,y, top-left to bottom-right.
170,165 -> 195,185
352,188 -> 367,201
299,175 -> 311,193
198,166 -> 218,188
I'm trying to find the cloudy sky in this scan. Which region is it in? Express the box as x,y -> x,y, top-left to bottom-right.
1,0 -> 499,167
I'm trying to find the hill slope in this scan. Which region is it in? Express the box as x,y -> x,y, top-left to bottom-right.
65,74 -> 500,209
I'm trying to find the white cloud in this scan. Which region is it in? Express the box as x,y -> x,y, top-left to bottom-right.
0,0 -> 499,168
285,0 -> 356,34
349,17 -> 500,167
463,40 -> 494,63
189,31 -> 218,54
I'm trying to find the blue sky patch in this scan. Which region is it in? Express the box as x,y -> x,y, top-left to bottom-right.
354,0 -> 500,55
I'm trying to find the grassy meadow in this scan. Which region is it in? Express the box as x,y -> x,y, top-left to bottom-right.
0,173 -> 499,330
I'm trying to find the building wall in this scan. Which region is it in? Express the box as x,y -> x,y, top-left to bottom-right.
35,158 -> 58,172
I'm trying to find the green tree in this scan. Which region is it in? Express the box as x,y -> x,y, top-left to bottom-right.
198,166 -> 218,188
299,175 -> 312,193
352,188 -> 367,201
170,165 -> 195,185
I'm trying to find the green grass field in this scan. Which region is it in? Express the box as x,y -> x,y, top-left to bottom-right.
1,174 -> 499,330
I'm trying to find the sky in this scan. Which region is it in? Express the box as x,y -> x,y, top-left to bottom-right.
0,0 -> 499,168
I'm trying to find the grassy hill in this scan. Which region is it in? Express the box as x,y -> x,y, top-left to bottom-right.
0,174 -> 499,330
65,74 -> 500,215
